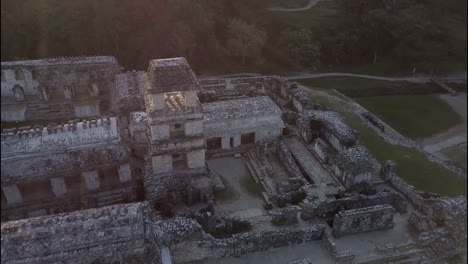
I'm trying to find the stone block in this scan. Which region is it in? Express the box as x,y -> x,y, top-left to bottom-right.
82,170 -> 100,191
187,149 -> 205,169
50,177 -> 67,196
118,163 -> 132,183
152,155 -> 172,173
2,185 -> 23,204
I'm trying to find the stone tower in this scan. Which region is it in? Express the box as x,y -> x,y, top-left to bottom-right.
143,58 -> 209,203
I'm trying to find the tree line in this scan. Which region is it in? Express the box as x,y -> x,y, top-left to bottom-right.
1,0 -> 466,74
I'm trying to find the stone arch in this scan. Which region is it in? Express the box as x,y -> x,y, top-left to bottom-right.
12,84 -> 25,101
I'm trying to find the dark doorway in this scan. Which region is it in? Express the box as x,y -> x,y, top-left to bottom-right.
172,153 -> 187,170
207,137 -> 222,150
230,137 -> 234,148
241,132 -> 255,145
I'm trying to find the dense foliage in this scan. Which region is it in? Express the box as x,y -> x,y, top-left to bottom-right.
1,0 -> 466,73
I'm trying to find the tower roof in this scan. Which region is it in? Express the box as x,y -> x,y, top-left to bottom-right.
146,57 -> 200,94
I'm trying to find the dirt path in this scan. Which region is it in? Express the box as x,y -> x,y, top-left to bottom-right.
201,72 -> 467,83
266,0 -> 320,12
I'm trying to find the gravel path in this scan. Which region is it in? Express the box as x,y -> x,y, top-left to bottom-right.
202,71 -> 467,83
266,0 -> 320,12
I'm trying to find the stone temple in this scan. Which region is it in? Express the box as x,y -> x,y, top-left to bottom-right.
1,56 -> 466,263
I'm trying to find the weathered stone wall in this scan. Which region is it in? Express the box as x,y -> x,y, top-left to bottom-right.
321,229 -> 355,264
1,56 -> 120,121
1,117 -> 119,157
1,202 -> 156,264
332,204 -> 396,237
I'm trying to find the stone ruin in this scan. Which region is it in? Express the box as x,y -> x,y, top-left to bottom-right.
1,56 -> 466,264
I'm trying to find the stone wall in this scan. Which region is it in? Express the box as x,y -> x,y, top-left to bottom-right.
321,229 -> 355,264
1,117 -> 119,157
1,202 -> 157,264
1,56 -> 120,121
332,204 -> 396,237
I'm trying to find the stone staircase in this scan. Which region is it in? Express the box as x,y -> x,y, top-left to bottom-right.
25,101 -> 75,120
96,192 -> 126,207
245,149 -> 278,205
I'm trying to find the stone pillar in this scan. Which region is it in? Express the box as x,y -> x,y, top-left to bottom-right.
82,170 -> 100,191
380,160 -> 397,181
152,155 -> 173,173
2,185 -> 23,204
233,134 -> 241,148
221,136 -> 230,150
50,177 -> 67,197
118,163 -> 132,183
187,149 -> 206,169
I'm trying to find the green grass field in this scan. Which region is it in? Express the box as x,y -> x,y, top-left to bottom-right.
303,87 -> 466,197
356,95 -> 462,139
344,113 -> 466,197
214,176 -> 241,203
239,175 -> 264,199
441,143 -> 467,172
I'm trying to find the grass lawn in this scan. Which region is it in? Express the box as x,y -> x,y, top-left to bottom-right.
441,143 -> 467,172
356,95 -> 462,139
303,86 -> 466,197
239,175 -> 264,199
344,113 -> 467,197
214,176 -> 240,203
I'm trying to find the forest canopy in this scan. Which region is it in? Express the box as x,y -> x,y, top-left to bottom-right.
1,0 -> 466,74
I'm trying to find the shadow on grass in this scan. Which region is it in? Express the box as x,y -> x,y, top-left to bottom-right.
213,176 -> 240,204
239,175 -> 264,199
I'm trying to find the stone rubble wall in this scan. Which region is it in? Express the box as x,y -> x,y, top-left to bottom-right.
1,117 -> 119,157
1,202 -> 154,264
332,204 -> 396,237
321,229 -> 355,264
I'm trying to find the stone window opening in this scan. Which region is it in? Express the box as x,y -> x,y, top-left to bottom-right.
230,137 -> 234,148
14,68 -> 24,80
172,153 -> 187,170
88,83 -> 99,97
64,85 -> 75,100
12,84 -> 25,102
207,137 -> 222,150
38,86 -> 50,101
170,123 -> 185,138
31,69 -> 39,79
165,92 -> 186,110
241,132 -> 255,145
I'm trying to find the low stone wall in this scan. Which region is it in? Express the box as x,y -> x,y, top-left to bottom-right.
276,141 -> 307,183
332,204 -> 396,237
321,229 -> 355,264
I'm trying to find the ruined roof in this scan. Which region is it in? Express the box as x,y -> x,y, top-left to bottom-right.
335,145 -> 374,175
1,117 -> 120,158
1,56 -> 118,68
146,57 -> 200,94
202,96 -> 282,121
1,202 -> 147,262
1,142 -> 128,183
290,88 -> 317,110
299,110 -> 358,146
115,71 -> 145,99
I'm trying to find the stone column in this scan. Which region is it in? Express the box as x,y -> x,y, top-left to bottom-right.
221,136 -> 230,150
82,170 -> 100,191
50,177 -> 67,197
233,134 -> 241,148
2,185 -> 23,204
118,163 -> 132,183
